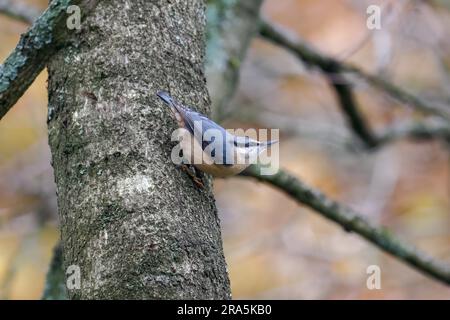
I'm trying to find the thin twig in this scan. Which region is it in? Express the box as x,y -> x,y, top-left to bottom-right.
260,21 -> 450,121
241,165 -> 450,285
327,71 -> 379,148
234,107 -> 450,149
0,0 -> 41,24
377,118 -> 450,146
260,22 -> 379,148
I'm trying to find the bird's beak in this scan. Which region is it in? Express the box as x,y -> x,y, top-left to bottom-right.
156,90 -> 174,106
261,140 -> 278,147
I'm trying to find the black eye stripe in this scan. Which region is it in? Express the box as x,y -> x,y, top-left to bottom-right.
234,140 -> 258,148
233,141 -> 250,148
234,136 -> 255,148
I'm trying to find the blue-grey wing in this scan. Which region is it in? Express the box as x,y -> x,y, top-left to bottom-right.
182,110 -> 235,166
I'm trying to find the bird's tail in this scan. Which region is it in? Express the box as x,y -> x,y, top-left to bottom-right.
156,90 -> 174,105
156,90 -> 189,115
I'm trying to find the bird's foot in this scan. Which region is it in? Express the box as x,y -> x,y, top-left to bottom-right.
180,164 -> 204,189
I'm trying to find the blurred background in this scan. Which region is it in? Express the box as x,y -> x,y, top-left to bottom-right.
0,0 -> 449,299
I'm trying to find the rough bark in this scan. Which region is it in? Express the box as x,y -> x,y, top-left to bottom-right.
47,0 -> 230,299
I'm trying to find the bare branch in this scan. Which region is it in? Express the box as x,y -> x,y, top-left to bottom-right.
0,0 -> 41,24
0,0 -> 98,122
241,165 -> 450,285
377,118 -> 450,146
327,72 -> 379,148
259,22 -> 378,148
234,104 -> 450,151
260,21 -> 450,121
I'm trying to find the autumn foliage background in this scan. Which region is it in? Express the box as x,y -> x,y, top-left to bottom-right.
0,0 -> 449,299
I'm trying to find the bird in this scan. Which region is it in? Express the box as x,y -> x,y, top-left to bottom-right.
156,91 -> 277,187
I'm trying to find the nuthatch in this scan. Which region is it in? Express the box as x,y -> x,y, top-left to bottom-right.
157,91 -> 277,182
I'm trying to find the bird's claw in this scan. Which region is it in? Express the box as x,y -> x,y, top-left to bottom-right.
180,164 -> 204,189
192,176 -> 205,189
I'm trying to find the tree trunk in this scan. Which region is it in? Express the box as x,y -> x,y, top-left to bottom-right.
206,0 -> 263,121
47,0 -> 230,299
